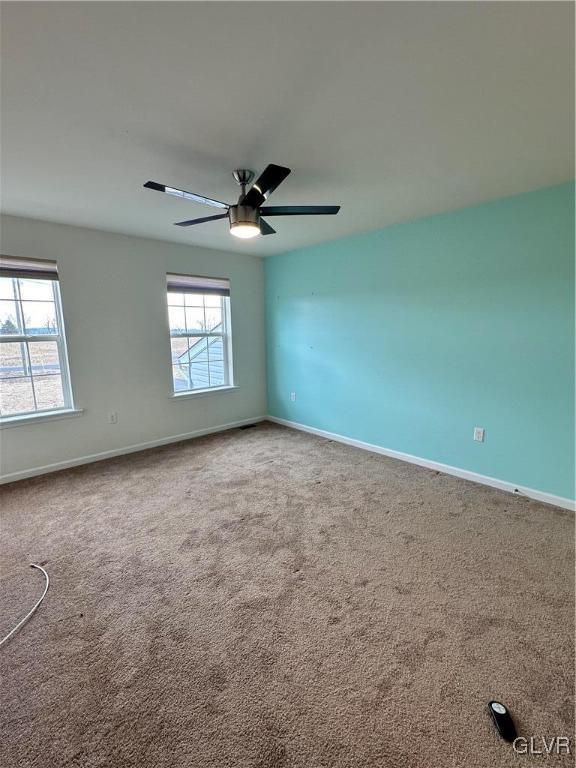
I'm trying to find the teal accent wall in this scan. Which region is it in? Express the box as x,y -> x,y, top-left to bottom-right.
266,183 -> 575,500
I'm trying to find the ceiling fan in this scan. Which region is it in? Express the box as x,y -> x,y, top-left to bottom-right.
143,164 -> 340,239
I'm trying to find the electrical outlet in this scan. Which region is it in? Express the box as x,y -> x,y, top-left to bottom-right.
108,412 -> 118,424
290,392 -> 296,402
473,426 -> 485,442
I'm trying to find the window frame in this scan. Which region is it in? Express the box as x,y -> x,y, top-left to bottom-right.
0,275 -> 75,420
167,286 -> 234,395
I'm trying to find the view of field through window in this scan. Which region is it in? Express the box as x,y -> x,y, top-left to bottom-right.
0,276 -> 69,416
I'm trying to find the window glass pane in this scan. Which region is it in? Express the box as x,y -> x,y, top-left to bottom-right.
184,292 -> 204,307
168,306 -> 186,333
208,361 -> 225,387
18,278 -> 54,301
0,300 -> 21,334
173,364 -> 191,392
185,307 -> 205,332
189,336 -> 208,362
0,278 -> 16,300
207,336 -> 224,361
0,342 -> 28,378
186,335 -> 203,351
190,361 -> 209,389
205,307 -> 222,331
170,336 -> 190,365
167,291 -> 185,307
204,293 -> 222,308
34,375 -> 65,410
28,341 -> 61,376
0,376 -> 35,415
21,301 -> 58,335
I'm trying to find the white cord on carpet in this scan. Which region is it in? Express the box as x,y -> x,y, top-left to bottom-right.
0,564 -> 50,648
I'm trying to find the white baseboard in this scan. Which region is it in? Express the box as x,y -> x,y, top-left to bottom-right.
267,415 -> 575,512
0,416 -> 266,484
4,414 -> 574,512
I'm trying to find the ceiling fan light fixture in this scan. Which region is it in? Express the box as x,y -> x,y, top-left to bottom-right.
228,204 -> 260,239
230,222 -> 260,239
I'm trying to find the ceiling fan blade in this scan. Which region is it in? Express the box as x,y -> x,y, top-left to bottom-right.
241,164 -> 291,208
259,219 -> 276,236
144,181 -> 229,210
174,214 -> 228,227
260,205 -> 340,216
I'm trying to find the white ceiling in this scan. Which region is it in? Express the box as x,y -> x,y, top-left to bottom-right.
1,1 -> 573,257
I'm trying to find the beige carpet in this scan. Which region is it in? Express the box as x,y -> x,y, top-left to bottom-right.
1,422 -> 574,767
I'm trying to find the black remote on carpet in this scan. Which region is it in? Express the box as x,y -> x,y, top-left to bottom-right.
488,701 -> 517,742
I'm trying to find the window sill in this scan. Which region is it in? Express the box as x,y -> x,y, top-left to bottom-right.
0,408 -> 84,429
169,385 -> 238,401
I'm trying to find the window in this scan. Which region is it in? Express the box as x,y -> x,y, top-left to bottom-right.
0,256 -> 74,419
166,274 -> 233,393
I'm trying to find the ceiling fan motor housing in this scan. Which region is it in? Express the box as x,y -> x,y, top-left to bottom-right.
228,204 -> 260,228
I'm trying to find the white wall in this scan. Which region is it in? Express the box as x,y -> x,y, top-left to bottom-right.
0,215 -> 266,480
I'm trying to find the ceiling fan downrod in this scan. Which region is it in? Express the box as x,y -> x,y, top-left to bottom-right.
232,169 -> 255,201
